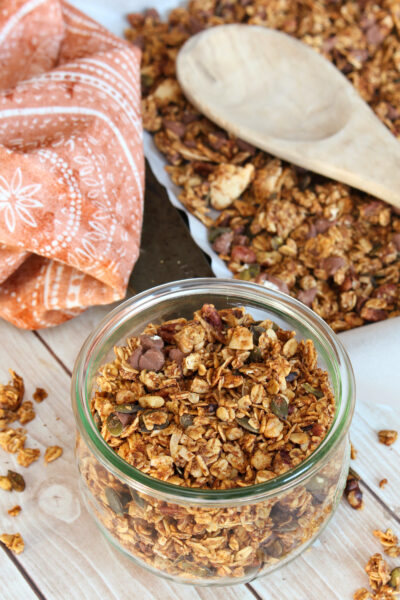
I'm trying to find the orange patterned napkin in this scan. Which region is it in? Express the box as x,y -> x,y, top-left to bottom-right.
0,0 -> 144,329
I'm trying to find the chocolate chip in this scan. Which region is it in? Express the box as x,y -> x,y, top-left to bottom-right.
140,334 -> 164,351
321,256 -> 346,276
139,349 -> 165,372
168,348 -> 185,364
298,287 -> 318,307
128,347 -> 143,369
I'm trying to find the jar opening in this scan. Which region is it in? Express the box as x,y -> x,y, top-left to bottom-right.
72,278 -> 355,504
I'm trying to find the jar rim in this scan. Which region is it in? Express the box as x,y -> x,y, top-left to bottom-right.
72,278 -> 355,505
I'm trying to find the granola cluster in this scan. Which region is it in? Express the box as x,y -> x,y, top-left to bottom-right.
354,529 -> 400,599
125,0 -> 400,333
0,371 -> 62,555
78,304 -> 345,581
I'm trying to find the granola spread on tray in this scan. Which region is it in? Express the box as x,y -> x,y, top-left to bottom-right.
78,304 -> 345,580
125,1 -> 400,333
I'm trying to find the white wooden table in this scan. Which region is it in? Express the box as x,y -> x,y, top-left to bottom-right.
0,0 -> 399,596
0,299 -> 399,599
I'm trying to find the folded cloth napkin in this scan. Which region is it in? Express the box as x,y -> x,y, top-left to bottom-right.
0,0 -> 144,329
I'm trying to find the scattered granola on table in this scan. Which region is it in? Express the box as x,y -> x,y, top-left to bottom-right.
125,0 -> 400,333
0,532 -> 24,554
17,447 -> 40,468
44,445 -> 63,465
354,530 -> 400,599
77,303 -> 346,580
379,478 -> 388,489
8,505 -> 21,517
373,530 -> 400,558
33,388 -> 48,403
378,430 -> 398,447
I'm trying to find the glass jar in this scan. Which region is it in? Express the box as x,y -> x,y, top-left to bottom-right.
72,278 -> 355,586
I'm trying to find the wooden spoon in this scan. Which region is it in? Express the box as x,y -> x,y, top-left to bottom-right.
177,24 -> 400,210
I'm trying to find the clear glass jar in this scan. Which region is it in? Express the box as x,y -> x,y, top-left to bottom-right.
71,279 -> 355,586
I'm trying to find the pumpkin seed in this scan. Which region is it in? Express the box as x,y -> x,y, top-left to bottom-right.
270,396 -> 289,419
130,488 -> 146,509
248,347 -> 263,363
389,567 -> 400,589
279,520 -> 298,532
115,403 -> 142,414
93,411 -> 101,430
141,73 -> 154,89
306,475 -> 326,503
238,264 -> 260,281
208,227 -> 231,244
302,383 -> 324,399
250,325 -> 266,345
139,410 -> 170,433
7,470 -> 25,492
105,487 -> 124,515
177,560 -> 215,577
236,416 -> 259,434
265,539 -> 283,558
180,413 -> 194,429
106,413 -> 123,436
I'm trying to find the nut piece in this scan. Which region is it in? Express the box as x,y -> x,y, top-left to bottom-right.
33,387 -> 48,403
378,430 -> 398,446
344,473 -> 364,510
228,326 -> 254,350
264,416 -> 284,438
209,163 -> 254,210
8,506 -> 21,517
138,395 -> 165,409
17,447 -> 40,468
0,532 -> 24,554
44,445 -> 63,465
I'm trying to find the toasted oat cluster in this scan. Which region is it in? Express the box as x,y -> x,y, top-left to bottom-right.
354,529 -> 400,599
126,1 -> 400,333
92,304 -> 335,489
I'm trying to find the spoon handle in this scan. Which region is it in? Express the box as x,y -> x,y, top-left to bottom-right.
282,104 -> 400,210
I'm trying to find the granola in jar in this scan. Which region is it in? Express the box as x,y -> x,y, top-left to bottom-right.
76,302 -> 349,582
125,1 -> 400,333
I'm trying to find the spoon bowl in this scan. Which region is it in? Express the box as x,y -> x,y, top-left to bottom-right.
177,24 -> 400,209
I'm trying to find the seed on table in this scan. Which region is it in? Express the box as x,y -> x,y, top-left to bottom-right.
7,471 -> 25,492
389,567 -> 400,589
